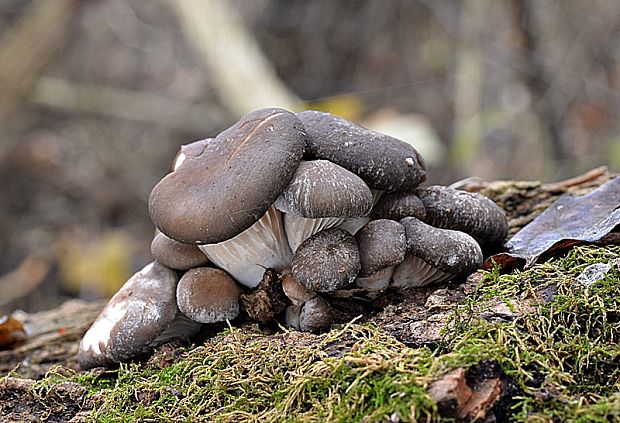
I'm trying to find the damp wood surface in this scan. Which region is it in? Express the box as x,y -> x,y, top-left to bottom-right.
0,167 -> 618,422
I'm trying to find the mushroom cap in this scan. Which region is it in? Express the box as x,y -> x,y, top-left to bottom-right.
150,231 -> 210,270
281,271 -> 316,306
283,214 -> 345,253
355,266 -> 394,291
298,296 -> 333,332
415,185 -> 509,245
373,192 -> 426,221
355,219 -> 406,277
176,267 -> 242,324
274,160 -> 373,218
297,110 -> 426,191
292,228 -> 361,292
149,108 -> 306,244
171,139 -> 209,171
78,261 -> 179,369
399,217 -> 483,276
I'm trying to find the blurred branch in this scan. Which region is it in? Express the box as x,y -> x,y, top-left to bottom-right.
0,0 -> 80,125
29,77 -> 228,133
167,0 -> 302,116
0,258 -> 49,309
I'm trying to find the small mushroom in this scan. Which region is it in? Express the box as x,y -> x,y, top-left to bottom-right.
275,160 -> 373,252
281,270 -> 316,306
298,296 -> 333,332
176,267 -> 242,323
292,228 -> 361,292
149,108 -> 306,244
79,262 -> 196,369
150,231 -> 210,270
297,110 -> 426,191
392,217 -> 483,287
355,219 -> 407,277
415,185 -> 508,246
373,192 -> 426,221
199,206 -> 292,288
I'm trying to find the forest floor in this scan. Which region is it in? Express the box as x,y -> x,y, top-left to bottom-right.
0,168 -> 618,422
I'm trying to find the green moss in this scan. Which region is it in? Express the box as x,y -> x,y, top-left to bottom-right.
42,245 -> 620,422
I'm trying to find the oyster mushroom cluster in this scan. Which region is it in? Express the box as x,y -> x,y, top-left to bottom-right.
79,108 -> 508,369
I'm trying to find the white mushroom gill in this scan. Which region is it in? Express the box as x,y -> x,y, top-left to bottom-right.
283,214 -> 345,253
199,206 -> 292,288
391,253 -> 453,288
355,265 -> 394,290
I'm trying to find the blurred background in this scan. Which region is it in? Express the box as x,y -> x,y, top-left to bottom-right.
1,0 -> 619,313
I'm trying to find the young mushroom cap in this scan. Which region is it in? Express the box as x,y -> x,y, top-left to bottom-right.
150,231 -> 210,270
79,261 -> 181,369
355,219 -> 406,277
292,228 -> 361,292
281,270 -> 316,306
149,108 -> 306,244
373,192 -> 426,221
176,267 -> 242,324
297,110 -> 426,191
298,296 -> 333,332
199,206 -> 292,288
275,160 -> 373,252
392,217 -> 483,287
415,185 -> 509,246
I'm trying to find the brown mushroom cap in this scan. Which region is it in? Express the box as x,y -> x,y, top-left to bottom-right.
281,271 -> 316,306
78,261 -> 180,369
415,185 -> 509,245
292,228 -> 361,292
176,267 -> 242,324
297,110 -> 426,191
373,192 -> 426,221
171,139 -> 209,171
150,231 -> 210,270
355,219 -> 406,277
149,108 -> 306,244
392,217 -> 483,287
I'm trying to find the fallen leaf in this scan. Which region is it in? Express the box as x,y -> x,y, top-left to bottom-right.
0,315 -> 27,348
487,177 -> 620,269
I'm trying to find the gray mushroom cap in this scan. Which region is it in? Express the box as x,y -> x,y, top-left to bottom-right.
150,231 -> 210,270
149,108 -> 306,244
297,110 -> 426,191
292,228 -> 361,292
415,185 -> 509,245
274,160 -> 373,218
176,267 -> 242,324
298,296 -> 333,332
399,216 -> 483,276
355,219 -> 406,277
373,192 -> 426,221
78,261 -> 179,369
